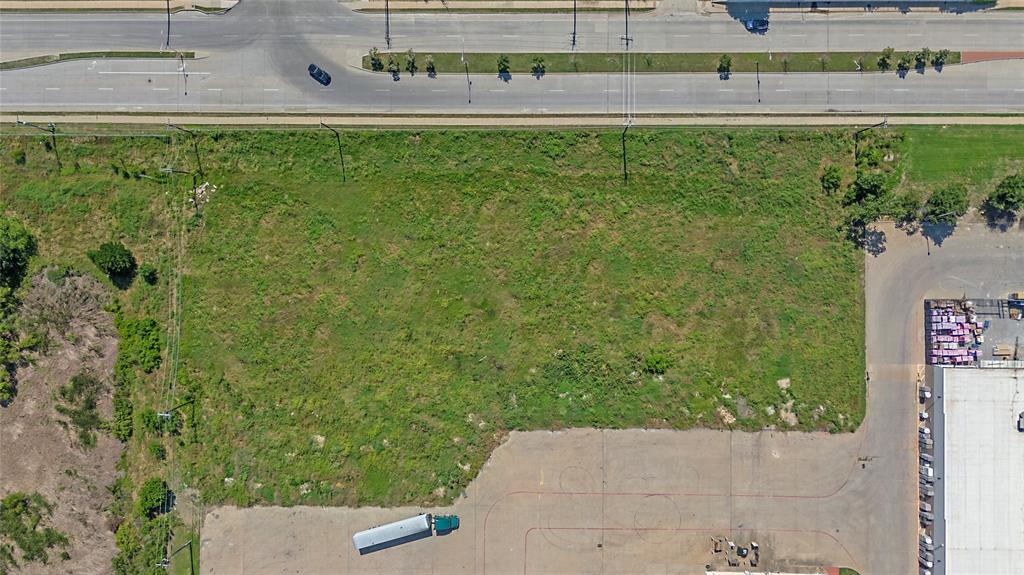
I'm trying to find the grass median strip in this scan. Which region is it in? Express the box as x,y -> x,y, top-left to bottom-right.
363,50 -> 961,74
1,50 -> 194,71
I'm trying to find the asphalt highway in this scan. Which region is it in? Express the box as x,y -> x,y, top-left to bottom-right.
1,3 -> 1023,113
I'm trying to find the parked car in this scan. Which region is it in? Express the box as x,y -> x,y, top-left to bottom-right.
1017,411 -> 1024,432
920,501 -> 932,513
743,18 -> 769,33
920,437 -> 933,449
920,453 -> 934,464
308,63 -> 332,86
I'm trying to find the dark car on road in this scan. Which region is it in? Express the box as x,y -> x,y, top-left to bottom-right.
308,63 -> 332,86
744,18 -> 769,33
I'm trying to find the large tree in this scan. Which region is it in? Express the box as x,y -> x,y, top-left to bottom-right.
924,183 -> 969,224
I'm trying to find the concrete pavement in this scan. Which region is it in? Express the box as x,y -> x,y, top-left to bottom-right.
2,6 -> 1024,114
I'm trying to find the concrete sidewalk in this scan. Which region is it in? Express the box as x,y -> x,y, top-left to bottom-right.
342,0 -> 657,11
3,113 -> 1024,128
0,0 -> 236,11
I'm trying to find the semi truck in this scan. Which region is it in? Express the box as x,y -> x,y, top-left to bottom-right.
352,513 -> 460,555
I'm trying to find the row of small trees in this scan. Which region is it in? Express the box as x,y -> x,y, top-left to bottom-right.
369,48 -> 547,77
876,47 -> 951,73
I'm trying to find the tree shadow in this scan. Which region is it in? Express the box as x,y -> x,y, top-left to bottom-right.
391,71 -> 401,82
427,69 -> 437,79
498,71 -> 511,83
719,70 -> 731,81
863,227 -> 887,257
981,203 -> 1020,232
897,68 -> 910,79
111,269 -> 136,291
921,220 -> 956,248
532,69 -> 545,80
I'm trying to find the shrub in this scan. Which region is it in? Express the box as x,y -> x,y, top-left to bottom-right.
924,183 -> 969,224
717,54 -> 732,76
135,478 -> 169,519
368,47 -> 383,72
11,148 -> 26,165
87,242 -> 136,281
932,48 -> 951,67
0,492 -> 68,570
138,263 -> 158,285
386,54 -> 399,76
896,54 -> 912,73
0,372 -> 15,404
531,56 -> 546,77
821,165 -> 843,195
54,372 -> 105,448
877,47 -> 895,71
643,352 -> 672,375
915,47 -> 932,69
139,407 -> 161,435
987,174 -> 1024,213
0,214 -> 37,288
404,49 -> 417,75
111,389 -> 133,441
497,54 -> 510,74
115,316 -> 161,373
148,441 -> 166,461
425,55 -> 436,76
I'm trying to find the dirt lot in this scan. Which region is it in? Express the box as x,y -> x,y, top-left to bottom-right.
0,307 -> 121,575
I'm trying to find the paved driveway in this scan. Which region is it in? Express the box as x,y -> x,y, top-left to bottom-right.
201,218 -> 1024,575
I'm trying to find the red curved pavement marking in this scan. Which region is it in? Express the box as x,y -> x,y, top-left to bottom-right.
961,51 -> 1024,64
523,526 -> 863,574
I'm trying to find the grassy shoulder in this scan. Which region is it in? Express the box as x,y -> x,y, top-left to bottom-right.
0,51 -> 194,71
362,50 -> 961,74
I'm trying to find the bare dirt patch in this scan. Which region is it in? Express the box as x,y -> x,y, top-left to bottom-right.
0,288 -> 121,575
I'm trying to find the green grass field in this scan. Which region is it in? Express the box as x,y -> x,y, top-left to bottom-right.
901,126 -> 1024,201
363,50 -> 961,74
2,128 -> 867,507
5,126 -> 1020,511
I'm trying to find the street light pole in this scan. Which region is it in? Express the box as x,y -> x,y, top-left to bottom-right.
756,61 -> 761,103
385,0 -> 391,50
165,0 -> 171,49
319,122 -> 347,183
853,115 -> 888,161
17,120 -> 60,172
571,0 -> 577,50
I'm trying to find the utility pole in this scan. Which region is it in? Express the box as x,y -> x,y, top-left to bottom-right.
160,166 -> 198,210
620,0 -> 634,184
319,121 -> 347,182
156,538 -> 195,575
463,60 -> 472,104
17,120 -> 60,172
621,124 -> 630,183
167,124 -> 204,177
385,0 -> 391,50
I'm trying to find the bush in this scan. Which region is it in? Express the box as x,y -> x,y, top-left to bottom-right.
11,148 -> 26,166
425,54 -> 436,76
643,352 -> 672,375
877,47 -> 895,72
115,316 -> 161,373
386,54 -> 399,76
0,492 -> 68,570
497,54 -> 510,74
135,478 -> 169,519
138,263 -> 157,285
148,441 -> 166,461
717,54 -> 732,76
932,48 -> 951,67
111,389 -> 133,442
404,49 -> 417,75
924,183 -> 969,224
821,165 -> 843,195
531,56 -> 546,77
368,47 -> 383,72
55,372 -> 105,448
87,242 -> 136,281
139,407 -> 161,435
0,214 -> 37,288
987,174 -> 1024,213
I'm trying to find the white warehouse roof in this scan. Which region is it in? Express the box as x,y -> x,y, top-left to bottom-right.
942,368 -> 1024,575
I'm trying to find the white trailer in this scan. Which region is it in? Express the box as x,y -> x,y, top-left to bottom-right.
352,514 -> 433,555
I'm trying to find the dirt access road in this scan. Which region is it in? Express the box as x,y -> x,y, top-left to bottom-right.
201,217 -> 1024,575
